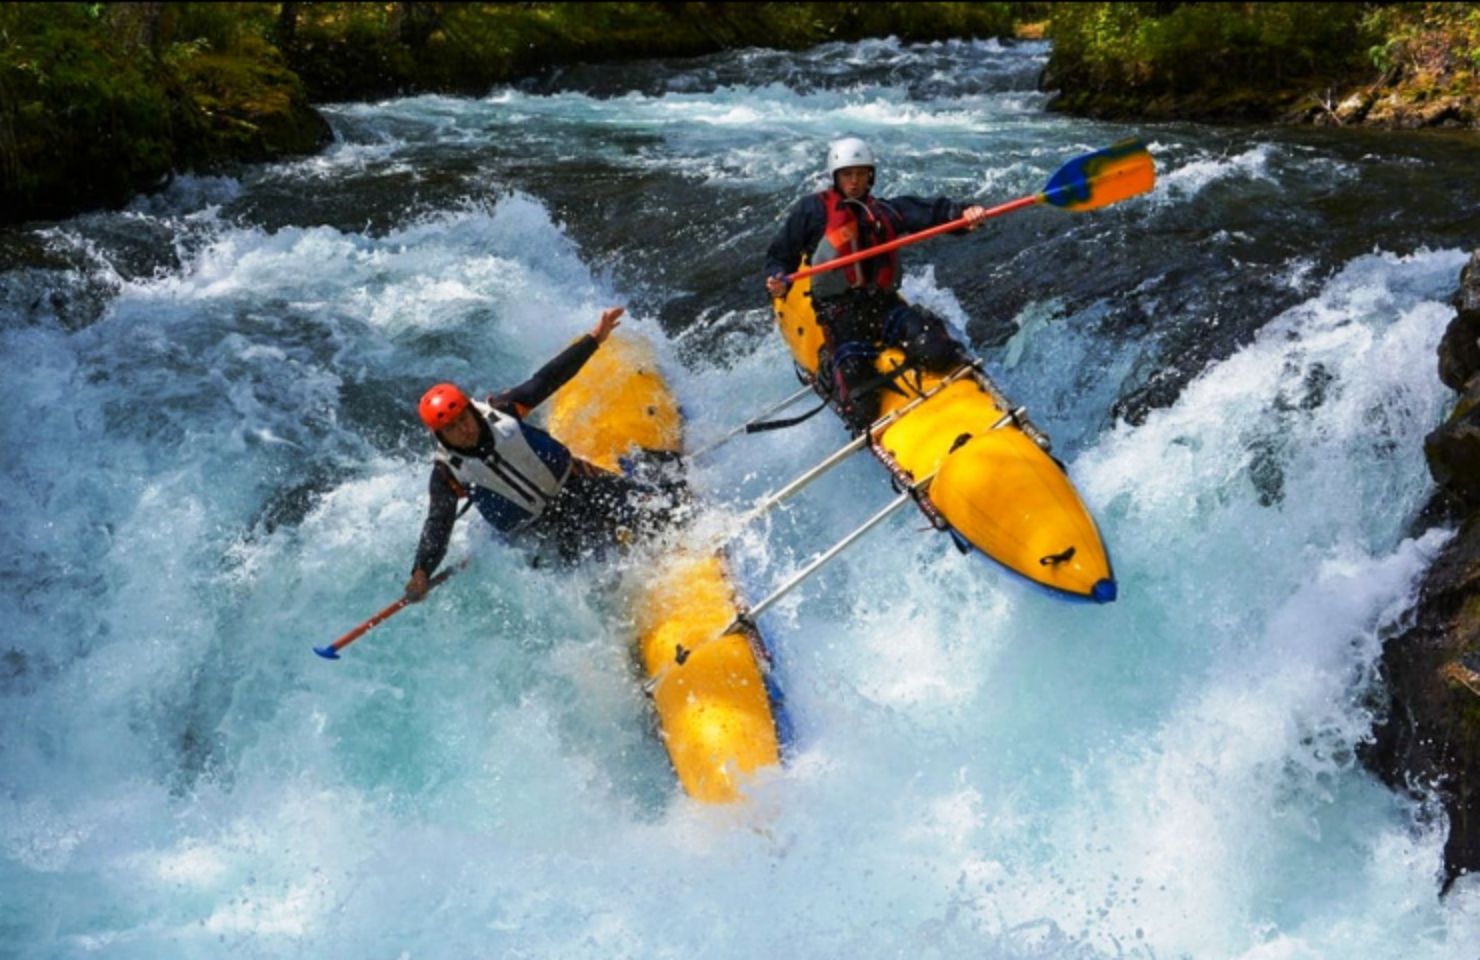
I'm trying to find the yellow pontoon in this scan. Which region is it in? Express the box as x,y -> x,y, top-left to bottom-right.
548,334 -> 788,803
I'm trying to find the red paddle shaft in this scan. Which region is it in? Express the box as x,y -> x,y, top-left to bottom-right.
313,561 -> 465,660
784,193 -> 1040,284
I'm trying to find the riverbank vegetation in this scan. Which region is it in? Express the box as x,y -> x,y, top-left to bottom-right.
281,2 -> 1041,101
0,2 -> 1043,224
1044,2 -> 1480,126
5,3 -> 1478,226
1,2 -> 329,223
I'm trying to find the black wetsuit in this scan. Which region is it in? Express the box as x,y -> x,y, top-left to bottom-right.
413,336 -> 678,574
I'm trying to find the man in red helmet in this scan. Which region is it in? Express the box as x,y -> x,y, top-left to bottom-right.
405,306 -> 666,601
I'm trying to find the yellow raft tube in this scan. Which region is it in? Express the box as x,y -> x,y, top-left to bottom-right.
546,334 -> 788,802
775,276 -> 1116,603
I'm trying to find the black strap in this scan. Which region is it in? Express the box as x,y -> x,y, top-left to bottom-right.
845,359 -> 915,402
745,398 -> 830,433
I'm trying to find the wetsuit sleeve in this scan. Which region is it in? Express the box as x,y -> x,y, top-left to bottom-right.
492,334 -> 599,416
882,195 -> 967,235
413,462 -> 459,575
764,195 -> 826,281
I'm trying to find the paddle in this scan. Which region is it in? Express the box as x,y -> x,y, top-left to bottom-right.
784,139 -> 1155,285
312,559 -> 468,660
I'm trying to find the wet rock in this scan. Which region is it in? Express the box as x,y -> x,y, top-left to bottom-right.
1334,89 -> 1375,124
1364,516 -> 1480,895
1455,250 -> 1480,318
1418,96 -> 1468,127
1365,246 -> 1480,894
1426,380 -> 1480,503
1364,92 -> 1477,130
1432,254 -> 1480,393
1429,253 -> 1480,497
1437,317 -> 1480,394
1364,92 -> 1408,127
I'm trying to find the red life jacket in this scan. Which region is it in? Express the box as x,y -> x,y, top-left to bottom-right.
810,189 -> 900,300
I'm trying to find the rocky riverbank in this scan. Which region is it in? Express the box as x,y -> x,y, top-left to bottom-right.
1363,250 -> 1480,895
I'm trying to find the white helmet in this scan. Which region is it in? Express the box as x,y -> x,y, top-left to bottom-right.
826,137 -> 876,176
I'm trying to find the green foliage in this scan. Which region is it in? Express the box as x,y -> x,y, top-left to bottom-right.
3,1 -> 1042,223
1,2 -> 323,222
1045,2 -> 1480,122
1047,2 -> 1376,97
1355,2 -> 1480,104
283,3 -> 1033,100
1369,39 -> 1395,74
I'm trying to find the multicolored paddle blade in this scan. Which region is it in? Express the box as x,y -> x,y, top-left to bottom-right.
1039,139 -> 1155,212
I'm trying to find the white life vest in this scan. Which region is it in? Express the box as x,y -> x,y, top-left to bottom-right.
434,400 -> 571,531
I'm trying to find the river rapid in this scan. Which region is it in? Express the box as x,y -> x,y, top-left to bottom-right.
4,38 -> 1480,959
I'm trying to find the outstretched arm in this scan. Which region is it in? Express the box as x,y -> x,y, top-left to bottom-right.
406,464 -> 459,601
886,195 -> 991,235
887,195 -> 964,233
496,307 -> 625,415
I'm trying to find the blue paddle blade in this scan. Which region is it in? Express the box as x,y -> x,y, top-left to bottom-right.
1040,139 -> 1155,211
313,645 -> 341,660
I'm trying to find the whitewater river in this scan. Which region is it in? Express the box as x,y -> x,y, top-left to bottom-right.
5,38 -> 1480,958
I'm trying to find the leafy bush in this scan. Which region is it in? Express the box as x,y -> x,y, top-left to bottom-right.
1047,2 -> 1376,96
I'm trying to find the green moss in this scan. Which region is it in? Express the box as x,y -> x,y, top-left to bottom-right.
1454,696 -> 1480,754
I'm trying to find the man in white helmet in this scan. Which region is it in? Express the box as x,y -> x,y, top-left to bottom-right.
764,136 -> 989,430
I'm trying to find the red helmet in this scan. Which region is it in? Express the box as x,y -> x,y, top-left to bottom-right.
419,383 -> 469,431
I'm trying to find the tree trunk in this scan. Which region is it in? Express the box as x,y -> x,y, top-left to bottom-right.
276,2 -> 299,52
106,2 -> 164,56
396,2 -> 442,48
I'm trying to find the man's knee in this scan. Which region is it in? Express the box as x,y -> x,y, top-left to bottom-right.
825,341 -> 882,432
884,304 -> 968,372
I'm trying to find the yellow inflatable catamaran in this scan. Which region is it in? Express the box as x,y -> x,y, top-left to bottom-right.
765,140 -> 1156,603
773,284 -> 1115,602
547,334 -> 788,803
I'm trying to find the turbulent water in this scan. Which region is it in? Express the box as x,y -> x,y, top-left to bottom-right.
5,37 -> 1480,958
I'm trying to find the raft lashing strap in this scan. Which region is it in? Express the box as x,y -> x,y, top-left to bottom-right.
873,437 -> 951,532
1040,546 -> 1077,567
749,357 -> 925,438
